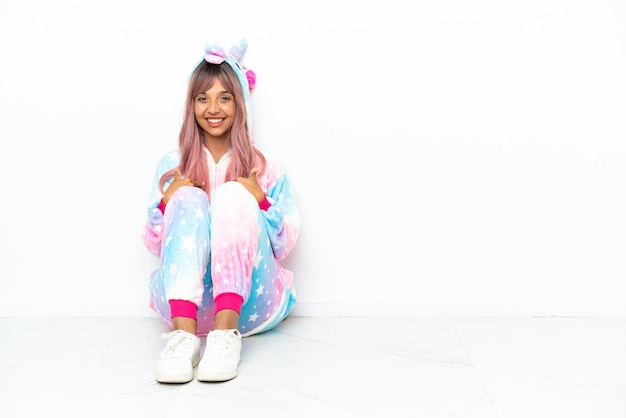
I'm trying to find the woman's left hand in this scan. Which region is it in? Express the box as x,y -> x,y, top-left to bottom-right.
236,168 -> 265,203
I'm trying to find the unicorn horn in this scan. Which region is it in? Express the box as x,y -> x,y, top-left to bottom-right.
227,39 -> 248,62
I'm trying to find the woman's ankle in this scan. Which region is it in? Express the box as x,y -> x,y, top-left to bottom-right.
172,316 -> 198,335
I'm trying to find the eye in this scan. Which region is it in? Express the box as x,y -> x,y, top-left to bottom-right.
220,95 -> 233,103
196,95 -> 207,102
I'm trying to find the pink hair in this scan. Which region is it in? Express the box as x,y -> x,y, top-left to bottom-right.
159,61 -> 266,197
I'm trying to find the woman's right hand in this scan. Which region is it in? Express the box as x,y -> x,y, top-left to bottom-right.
162,168 -> 204,204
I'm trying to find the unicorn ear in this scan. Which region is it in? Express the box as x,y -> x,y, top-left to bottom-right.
227,39 -> 248,62
204,43 -> 226,64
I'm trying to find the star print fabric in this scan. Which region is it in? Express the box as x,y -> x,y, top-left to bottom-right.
141,149 -> 300,336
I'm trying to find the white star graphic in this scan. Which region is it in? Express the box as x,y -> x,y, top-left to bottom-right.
180,235 -> 196,252
248,312 -> 259,322
255,284 -> 264,297
253,252 -> 263,269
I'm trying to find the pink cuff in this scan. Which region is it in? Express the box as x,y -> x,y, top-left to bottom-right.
157,199 -> 166,214
169,299 -> 197,320
214,292 -> 244,315
259,195 -> 271,211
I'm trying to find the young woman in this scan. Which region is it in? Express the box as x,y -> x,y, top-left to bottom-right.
141,39 -> 301,383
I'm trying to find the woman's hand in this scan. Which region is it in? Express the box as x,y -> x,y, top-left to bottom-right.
163,168 -> 204,204
236,168 -> 265,202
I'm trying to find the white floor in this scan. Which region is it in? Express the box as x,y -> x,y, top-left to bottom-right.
0,316 -> 625,418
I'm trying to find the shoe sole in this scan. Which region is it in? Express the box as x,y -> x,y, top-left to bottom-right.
155,371 -> 194,384
196,369 -> 238,382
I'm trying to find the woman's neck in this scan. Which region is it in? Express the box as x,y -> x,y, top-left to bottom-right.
204,137 -> 229,163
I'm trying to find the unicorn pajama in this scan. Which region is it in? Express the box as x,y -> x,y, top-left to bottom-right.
142,149 -> 300,336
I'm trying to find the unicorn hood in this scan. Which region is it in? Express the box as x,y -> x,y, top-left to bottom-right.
202,39 -> 256,141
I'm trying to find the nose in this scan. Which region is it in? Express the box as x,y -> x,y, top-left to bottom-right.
206,100 -> 220,114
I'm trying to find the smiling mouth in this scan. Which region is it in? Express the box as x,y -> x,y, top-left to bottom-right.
207,118 -> 223,123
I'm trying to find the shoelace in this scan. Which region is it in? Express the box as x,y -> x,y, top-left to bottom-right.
206,331 -> 237,359
160,330 -> 196,359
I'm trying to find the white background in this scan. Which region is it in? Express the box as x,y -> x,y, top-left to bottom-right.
0,0 -> 624,318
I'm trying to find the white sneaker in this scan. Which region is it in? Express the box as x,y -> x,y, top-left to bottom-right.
197,329 -> 242,382
155,330 -> 200,383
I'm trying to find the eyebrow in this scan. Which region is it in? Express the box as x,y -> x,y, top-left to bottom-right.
198,90 -> 233,96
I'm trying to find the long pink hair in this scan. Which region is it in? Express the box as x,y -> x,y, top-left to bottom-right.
159,60 -> 266,197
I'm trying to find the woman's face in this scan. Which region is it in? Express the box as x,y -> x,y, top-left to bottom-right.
194,79 -> 236,140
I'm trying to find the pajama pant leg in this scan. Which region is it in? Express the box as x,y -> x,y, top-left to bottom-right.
149,182 -> 294,336
149,186 -> 210,328
196,181 -> 294,336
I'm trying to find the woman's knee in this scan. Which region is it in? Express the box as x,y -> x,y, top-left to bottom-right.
169,186 -> 209,209
213,181 -> 255,206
